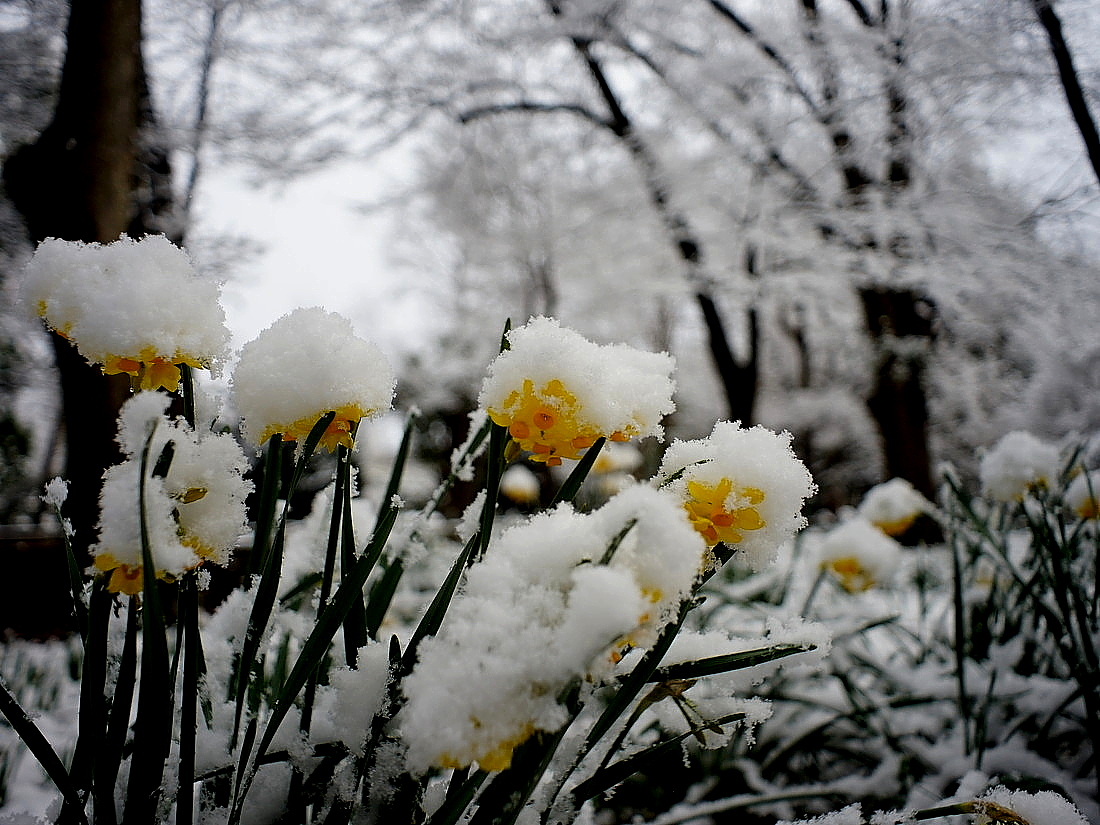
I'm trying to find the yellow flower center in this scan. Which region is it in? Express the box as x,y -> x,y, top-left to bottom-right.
683,478 -> 766,546
437,722 -> 536,772
823,556 -> 875,592
488,379 -> 608,466
260,403 -> 368,453
872,513 -> 919,536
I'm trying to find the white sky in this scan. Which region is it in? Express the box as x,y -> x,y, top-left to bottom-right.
193,160 -> 433,364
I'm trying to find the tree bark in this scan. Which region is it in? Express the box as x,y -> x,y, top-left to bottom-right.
3,0 -> 149,557
859,286 -> 936,500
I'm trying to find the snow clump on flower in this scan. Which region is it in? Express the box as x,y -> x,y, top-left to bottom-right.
658,421 -> 815,570
91,392 -> 252,594
232,307 -> 396,452
399,485 -> 705,773
857,477 -> 930,536
815,516 -> 903,593
979,431 -> 1060,502
479,316 -> 676,466
21,236 -> 230,391
1065,470 -> 1099,518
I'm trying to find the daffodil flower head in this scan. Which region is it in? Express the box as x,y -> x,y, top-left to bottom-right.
232,308 -> 396,452
20,236 -> 230,390
659,421 -> 816,571
979,431 -> 1061,502
857,477 -> 930,536
1065,470 -> 1099,519
91,392 -> 252,594
815,516 -> 902,593
479,317 -> 676,466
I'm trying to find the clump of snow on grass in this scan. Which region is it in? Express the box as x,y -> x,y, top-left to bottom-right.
857,478 -> 930,536
779,804 -> 866,824
232,307 -> 395,448
312,643 -> 392,757
979,786 -> 1088,825
815,516 -> 904,592
399,485 -> 704,772
979,431 -> 1060,502
21,235 -> 229,371
659,420 -> 816,570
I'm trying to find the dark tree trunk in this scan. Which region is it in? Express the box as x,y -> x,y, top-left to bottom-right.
3,0 -> 151,557
859,286 -> 936,500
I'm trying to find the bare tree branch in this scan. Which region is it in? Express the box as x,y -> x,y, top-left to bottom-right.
457,100 -> 611,129
1032,0 -> 1100,189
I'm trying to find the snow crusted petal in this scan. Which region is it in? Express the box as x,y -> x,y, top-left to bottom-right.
231,307 -> 396,450
659,420 -> 815,570
979,431 -> 1061,502
815,516 -> 903,593
399,486 -> 703,773
90,393 -> 252,593
21,236 -> 230,385
478,317 -> 675,466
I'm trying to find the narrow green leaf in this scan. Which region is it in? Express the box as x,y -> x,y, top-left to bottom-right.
96,596 -> 138,825
571,711 -> 748,802
401,531 -> 480,673
550,437 -> 606,507
365,559 -> 404,639
125,427 -> 173,825
649,644 -> 813,682
477,422 -> 509,560
426,769 -> 488,825
231,502 -> 400,819
250,435 -> 285,576
178,578 -> 201,825
0,677 -> 88,825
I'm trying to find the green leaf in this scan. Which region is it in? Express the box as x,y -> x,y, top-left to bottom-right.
570,711 -> 748,802
649,644 -> 813,682
550,437 -> 606,507
0,677 -> 88,825
230,501 -> 400,821
123,426 -> 173,825
401,531 -> 480,674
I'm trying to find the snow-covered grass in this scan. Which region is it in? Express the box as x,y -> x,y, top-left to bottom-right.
1,238 -> 1096,825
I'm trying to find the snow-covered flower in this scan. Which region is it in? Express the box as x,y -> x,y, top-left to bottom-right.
400,486 -> 704,773
857,477 -> 930,536
816,516 -> 903,593
499,464 -> 541,504
91,392 -> 252,594
21,236 -> 230,391
979,431 -> 1060,502
232,308 -> 395,452
478,317 -> 675,466
658,421 -> 815,570
1065,470 -> 1099,519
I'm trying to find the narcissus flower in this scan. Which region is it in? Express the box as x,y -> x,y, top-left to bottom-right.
857,477 -> 930,536
91,392 -> 252,594
20,236 -> 230,391
479,317 -> 675,466
816,516 -> 902,593
400,486 -> 703,773
232,308 -> 395,452
1066,470 -> 1099,519
979,431 -> 1060,502
659,421 -> 815,570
